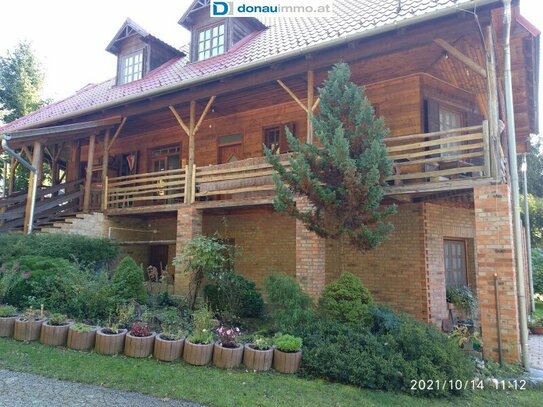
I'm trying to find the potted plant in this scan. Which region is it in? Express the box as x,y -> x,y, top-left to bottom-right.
213,326 -> 243,369
154,309 -> 188,362
446,286 -> 477,320
273,334 -> 302,374
183,307 -> 214,365
95,323 -> 127,355
125,322 -> 156,358
40,313 -> 73,346
450,324 -> 482,353
0,305 -> 18,337
67,322 -> 99,351
243,335 -> 274,372
529,318 -> 543,335
14,306 -> 47,342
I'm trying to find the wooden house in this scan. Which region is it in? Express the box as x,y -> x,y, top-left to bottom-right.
0,0 -> 539,363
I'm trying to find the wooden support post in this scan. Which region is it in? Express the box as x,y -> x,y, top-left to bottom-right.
482,120 -> 491,177
187,101 -> 196,203
8,158 -> 16,196
83,134 -> 96,212
101,130 -> 110,211
23,141 -> 42,234
307,70 -> 314,144
183,165 -> 189,204
67,141 -> 81,184
36,144 -> 44,188
485,26 -> 501,181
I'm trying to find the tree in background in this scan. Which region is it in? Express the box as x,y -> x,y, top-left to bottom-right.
265,63 -> 395,252
526,138 -> 543,198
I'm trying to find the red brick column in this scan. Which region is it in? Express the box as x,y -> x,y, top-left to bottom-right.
295,197 -> 326,300
474,184 -> 520,363
175,206 -> 203,295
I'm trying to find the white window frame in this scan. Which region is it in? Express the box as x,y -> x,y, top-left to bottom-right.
120,49 -> 144,84
197,23 -> 225,61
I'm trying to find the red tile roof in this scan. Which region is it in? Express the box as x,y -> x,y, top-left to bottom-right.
0,0 -> 492,133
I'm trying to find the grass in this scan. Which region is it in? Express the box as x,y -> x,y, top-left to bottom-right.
0,338 -> 541,407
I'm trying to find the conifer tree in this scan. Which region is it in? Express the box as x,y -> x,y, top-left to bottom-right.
265,63 -> 395,251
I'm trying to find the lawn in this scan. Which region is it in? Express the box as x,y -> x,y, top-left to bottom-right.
0,338 -> 540,407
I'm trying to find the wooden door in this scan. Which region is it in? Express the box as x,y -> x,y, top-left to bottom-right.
218,143 -> 242,164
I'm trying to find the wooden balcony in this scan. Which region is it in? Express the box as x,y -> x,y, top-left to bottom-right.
104,121 -> 502,214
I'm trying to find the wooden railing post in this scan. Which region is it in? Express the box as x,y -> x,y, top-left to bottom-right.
482,120 -> 492,178
102,176 -> 109,211
191,164 -> 196,204
183,165 -> 189,204
83,134 -> 96,212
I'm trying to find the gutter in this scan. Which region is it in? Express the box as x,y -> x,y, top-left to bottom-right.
4,0 -> 500,132
502,0 -> 530,369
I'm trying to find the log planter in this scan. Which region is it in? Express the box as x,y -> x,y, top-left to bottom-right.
154,334 -> 185,362
273,349 -> 302,374
67,325 -> 99,351
243,344 -> 274,371
0,316 -> 18,337
95,328 -> 127,355
40,321 -> 73,346
530,326 -> 543,335
13,318 -> 46,342
213,342 -> 244,369
183,340 -> 214,366
124,332 -> 157,358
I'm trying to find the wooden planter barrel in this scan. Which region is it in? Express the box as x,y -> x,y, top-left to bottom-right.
273,349 -> 302,374
530,326 -> 543,335
0,316 -> 18,337
13,318 -> 46,342
67,326 -> 98,351
243,344 -> 274,371
213,343 -> 243,369
40,321 -> 73,346
124,332 -> 156,358
154,334 -> 184,362
183,340 -> 214,366
95,328 -> 127,355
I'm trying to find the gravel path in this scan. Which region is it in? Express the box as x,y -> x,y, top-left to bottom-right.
0,370 -> 203,407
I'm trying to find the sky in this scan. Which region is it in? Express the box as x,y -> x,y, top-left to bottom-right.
0,0 -> 542,128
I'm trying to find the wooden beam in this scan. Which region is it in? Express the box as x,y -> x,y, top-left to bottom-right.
83,134 -> 96,212
23,141 -> 42,234
36,143 -> 44,187
312,97 -> 320,112
434,38 -> 487,78
193,96 -> 216,136
8,157 -> 16,196
22,146 -> 32,162
277,80 -> 308,113
107,117 -> 127,152
307,70 -> 314,144
169,106 -> 190,136
186,101 -> 196,203
101,130 -> 110,211
484,26 -> 500,181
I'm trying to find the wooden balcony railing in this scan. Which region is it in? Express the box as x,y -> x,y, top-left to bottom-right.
103,121 -> 498,210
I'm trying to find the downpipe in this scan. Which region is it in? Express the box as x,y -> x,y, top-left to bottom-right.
502,0 -> 530,368
1,135 -> 38,234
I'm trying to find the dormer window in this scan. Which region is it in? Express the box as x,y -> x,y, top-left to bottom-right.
197,24 -> 225,60
121,49 -> 144,84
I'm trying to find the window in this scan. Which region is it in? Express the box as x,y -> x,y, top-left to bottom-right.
151,146 -> 180,172
120,50 -> 144,84
197,24 -> 225,60
444,239 -> 468,289
263,123 -> 296,155
439,107 -> 462,157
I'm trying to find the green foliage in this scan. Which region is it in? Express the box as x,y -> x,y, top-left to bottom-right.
159,307 -> 190,341
0,305 -> 17,317
251,335 -> 272,350
265,274 -> 314,333
524,138 -> 543,198
0,41 -> 47,124
319,273 -> 373,326
533,248 -> 543,294
274,334 -> 302,353
265,62 -> 396,252
188,306 -> 214,344
520,193 -> 543,248
204,273 -> 264,320
48,313 -> 68,326
112,257 -> 147,304
446,286 -> 478,318
368,305 -> 401,335
173,234 -> 229,309
70,323 -> 95,333
297,316 -> 474,397
0,233 -> 119,268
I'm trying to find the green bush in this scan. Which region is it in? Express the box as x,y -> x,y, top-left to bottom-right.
265,273 -> 314,333
533,248 -> 543,294
204,273 -> 264,320
0,233 -> 118,268
274,334 -> 302,352
319,272 -> 373,326
111,257 -> 147,304
297,315 -> 474,397
446,286 -> 477,318
0,305 -> 17,317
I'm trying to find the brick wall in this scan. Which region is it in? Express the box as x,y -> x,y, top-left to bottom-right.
473,184 -> 520,363
175,206 -> 203,294
423,203 -> 476,326
325,203 -> 428,321
202,206 -> 296,290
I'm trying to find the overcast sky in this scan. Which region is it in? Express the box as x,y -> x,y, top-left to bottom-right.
0,0 -> 542,123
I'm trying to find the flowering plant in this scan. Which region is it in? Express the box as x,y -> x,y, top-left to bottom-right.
130,322 -> 152,337
216,326 -> 241,348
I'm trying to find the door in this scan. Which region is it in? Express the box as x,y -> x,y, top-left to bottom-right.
444,239 -> 468,289
218,143 -> 242,164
